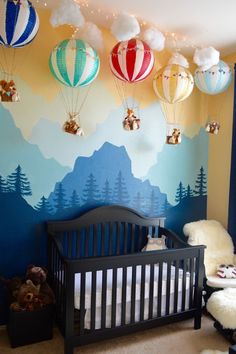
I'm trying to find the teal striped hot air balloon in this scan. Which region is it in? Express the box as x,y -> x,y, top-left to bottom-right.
49,39 -> 100,87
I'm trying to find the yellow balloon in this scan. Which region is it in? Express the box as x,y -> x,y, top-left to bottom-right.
153,64 -> 194,104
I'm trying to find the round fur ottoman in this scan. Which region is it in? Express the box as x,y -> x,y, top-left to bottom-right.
207,288 -> 236,344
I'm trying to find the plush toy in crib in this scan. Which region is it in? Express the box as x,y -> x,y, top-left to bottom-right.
216,264 -> 236,278
142,235 -> 167,251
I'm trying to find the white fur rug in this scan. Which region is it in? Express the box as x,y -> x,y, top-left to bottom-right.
200,350 -> 228,354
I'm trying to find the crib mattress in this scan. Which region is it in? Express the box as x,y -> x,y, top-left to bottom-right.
73,263 -> 192,329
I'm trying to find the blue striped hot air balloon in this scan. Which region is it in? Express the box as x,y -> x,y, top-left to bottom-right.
49,39 -> 100,88
0,0 -> 39,48
194,60 -> 232,95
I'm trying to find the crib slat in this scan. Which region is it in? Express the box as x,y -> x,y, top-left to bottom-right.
93,225 -> 97,257
85,227 -> 89,257
157,262 -> 163,317
174,260 -> 179,313
91,271 -> 97,331
79,272 -> 85,335
148,263 -> 155,319
131,265 -> 137,323
75,231 -> 80,258
101,223 -> 105,256
124,222 -> 128,255
131,224 -> 135,253
121,267 -> 127,326
182,259 -> 187,311
138,225 -> 143,251
67,231 -> 73,258
116,222 -> 120,255
140,264 -> 146,321
101,269 -> 107,329
165,261 -> 171,315
111,268 -> 117,328
109,223 -> 113,256
189,258 -> 194,308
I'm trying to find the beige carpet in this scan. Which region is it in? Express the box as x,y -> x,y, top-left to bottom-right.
0,314 -> 230,354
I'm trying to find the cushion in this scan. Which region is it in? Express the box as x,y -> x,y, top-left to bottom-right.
216,264 -> 236,279
183,220 -> 234,276
142,235 -> 167,252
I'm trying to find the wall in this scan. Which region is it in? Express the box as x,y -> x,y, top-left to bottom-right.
0,9 -> 208,322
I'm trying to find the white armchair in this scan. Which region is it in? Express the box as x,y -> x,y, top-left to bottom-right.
183,220 -> 236,289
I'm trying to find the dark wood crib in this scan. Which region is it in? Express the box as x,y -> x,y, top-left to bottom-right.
47,205 -> 205,354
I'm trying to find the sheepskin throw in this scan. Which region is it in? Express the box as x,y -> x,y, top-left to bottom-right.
207,288 -> 236,329
183,220 -> 234,276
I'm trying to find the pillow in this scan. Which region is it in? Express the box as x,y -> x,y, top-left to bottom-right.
216,264 -> 236,279
142,235 -> 167,252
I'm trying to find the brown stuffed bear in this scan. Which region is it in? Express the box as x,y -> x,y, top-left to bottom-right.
10,280 -> 41,312
26,265 -> 55,305
0,80 -> 20,102
0,275 -> 23,304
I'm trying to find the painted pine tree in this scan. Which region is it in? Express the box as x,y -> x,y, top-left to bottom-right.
83,173 -> 100,204
35,196 -> 53,214
113,171 -> 130,205
70,189 -> 80,208
133,192 -> 144,211
185,184 -> 194,198
54,182 -> 67,212
0,175 -> 8,193
7,165 -> 32,196
147,189 -> 159,215
102,179 -> 112,203
175,182 -> 185,203
161,195 -> 172,215
194,166 -> 207,196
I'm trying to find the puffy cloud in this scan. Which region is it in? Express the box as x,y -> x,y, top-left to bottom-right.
142,27 -> 165,51
75,22 -> 104,51
193,47 -> 220,71
111,12 -> 140,41
168,52 -> 189,68
50,0 -> 85,28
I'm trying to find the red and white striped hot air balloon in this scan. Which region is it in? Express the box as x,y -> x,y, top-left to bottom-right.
110,38 -> 154,131
110,38 -> 154,83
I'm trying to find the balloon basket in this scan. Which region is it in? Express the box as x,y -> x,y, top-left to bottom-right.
0,79 -> 20,102
166,124 -> 181,145
205,121 -> 220,135
123,108 -> 141,131
63,115 -> 84,136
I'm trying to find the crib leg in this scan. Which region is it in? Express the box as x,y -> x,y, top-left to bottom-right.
194,310 -> 202,329
64,339 -> 74,354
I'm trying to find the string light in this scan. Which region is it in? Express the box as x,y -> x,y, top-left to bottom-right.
34,0 -> 198,50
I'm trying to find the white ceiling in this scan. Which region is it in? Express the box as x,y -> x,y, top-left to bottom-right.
38,0 -> 236,56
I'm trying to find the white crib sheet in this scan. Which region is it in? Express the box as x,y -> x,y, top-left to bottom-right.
73,263 -> 192,329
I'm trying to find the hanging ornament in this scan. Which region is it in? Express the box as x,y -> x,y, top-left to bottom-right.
194,60 -> 232,95
166,124 -> 182,145
49,38 -> 100,134
123,108 -> 141,131
205,121 -> 220,135
0,0 -> 39,99
110,38 -> 154,131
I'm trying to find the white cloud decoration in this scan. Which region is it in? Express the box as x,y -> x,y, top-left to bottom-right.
142,27 -> 165,51
193,47 -> 220,71
111,12 -> 140,41
75,22 -> 104,51
168,52 -> 189,68
50,0 -> 85,28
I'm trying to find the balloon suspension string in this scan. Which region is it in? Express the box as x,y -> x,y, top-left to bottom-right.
59,85 -> 71,117
77,82 -> 93,116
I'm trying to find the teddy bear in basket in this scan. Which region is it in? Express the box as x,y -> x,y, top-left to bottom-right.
166,128 -> 181,145
0,80 -> 20,102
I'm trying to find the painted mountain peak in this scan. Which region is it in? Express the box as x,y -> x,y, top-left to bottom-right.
0,105 -> 71,206
48,142 -> 168,216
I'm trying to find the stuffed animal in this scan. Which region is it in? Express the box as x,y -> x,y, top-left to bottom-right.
123,108 -> 141,131
0,80 -> 20,102
0,276 -> 23,304
10,280 -> 41,312
63,113 -> 84,136
205,121 -> 220,135
216,264 -> 236,278
26,265 -> 55,305
166,128 -> 181,145
142,235 -> 167,251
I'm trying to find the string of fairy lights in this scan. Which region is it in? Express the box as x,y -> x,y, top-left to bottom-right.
34,0 -> 199,51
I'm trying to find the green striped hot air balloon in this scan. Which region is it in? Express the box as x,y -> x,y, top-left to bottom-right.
49,39 -> 100,87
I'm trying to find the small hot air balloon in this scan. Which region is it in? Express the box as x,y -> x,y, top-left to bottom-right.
49,38 -> 100,135
110,38 -> 154,130
0,0 -> 39,101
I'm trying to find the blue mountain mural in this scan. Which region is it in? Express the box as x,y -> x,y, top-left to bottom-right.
0,105 -> 71,206
48,142 -> 169,216
147,128 -> 208,204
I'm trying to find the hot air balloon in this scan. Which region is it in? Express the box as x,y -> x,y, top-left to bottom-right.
153,62 -> 194,144
110,38 -> 154,131
49,38 -> 100,135
194,60 -> 232,135
0,0 -> 39,102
